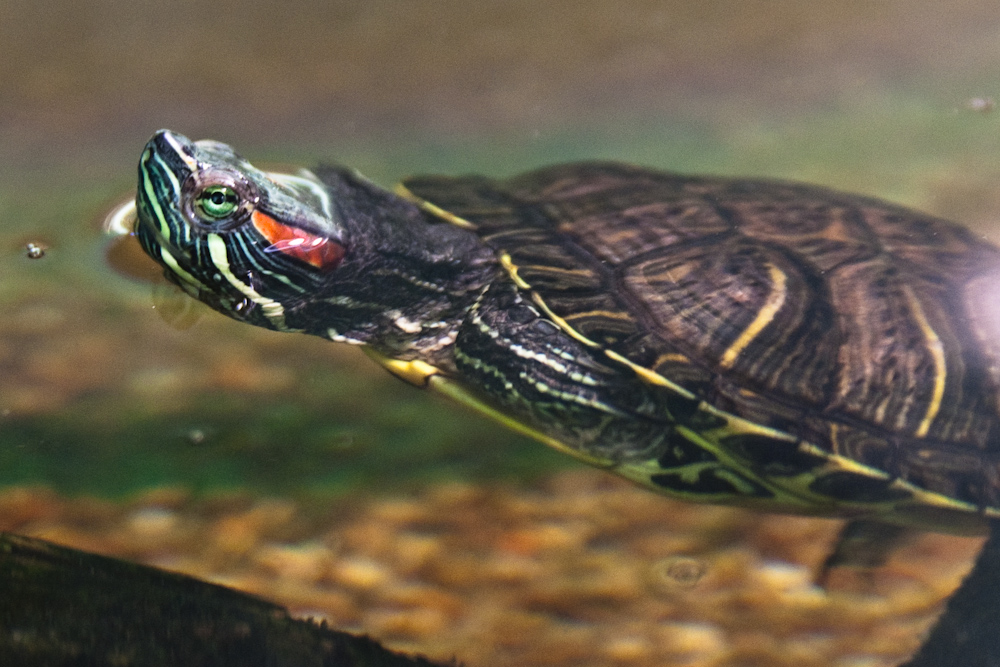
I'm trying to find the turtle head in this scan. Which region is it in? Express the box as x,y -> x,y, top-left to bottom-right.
134,129 -> 347,331
132,130 -> 496,350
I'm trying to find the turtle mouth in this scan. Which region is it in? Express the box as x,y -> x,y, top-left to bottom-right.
133,214 -> 208,296
130,130 -> 331,331
102,175 -> 210,293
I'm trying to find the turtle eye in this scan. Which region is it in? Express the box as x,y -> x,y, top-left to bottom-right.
181,169 -> 258,231
195,185 -> 240,220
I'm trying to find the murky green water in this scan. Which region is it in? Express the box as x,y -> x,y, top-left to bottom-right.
4,2 -> 1000,665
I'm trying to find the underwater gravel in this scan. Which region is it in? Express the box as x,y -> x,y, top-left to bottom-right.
0,470 -> 982,667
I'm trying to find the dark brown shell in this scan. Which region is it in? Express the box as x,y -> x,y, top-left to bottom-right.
402,162 -> 1000,509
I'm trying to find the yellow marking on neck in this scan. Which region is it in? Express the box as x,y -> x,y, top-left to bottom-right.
159,247 -> 204,293
903,286 -> 946,437
719,263 -> 787,369
206,234 -> 289,330
141,152 -> 174,241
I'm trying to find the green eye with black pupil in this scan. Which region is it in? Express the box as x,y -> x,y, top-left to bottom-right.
196,186 -> 239,220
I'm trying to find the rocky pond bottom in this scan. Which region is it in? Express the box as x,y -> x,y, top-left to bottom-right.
0,470 -> 982,667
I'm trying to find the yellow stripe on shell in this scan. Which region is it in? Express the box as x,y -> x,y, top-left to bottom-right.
902,285 -> 946,438
379,178 -> 985,530
394,183 -> 479,229
517,264 -> 597,278
615,427 -> 817,511
719,262 -> 788,369
529,292 -> 604,349
563,309 -> 635,322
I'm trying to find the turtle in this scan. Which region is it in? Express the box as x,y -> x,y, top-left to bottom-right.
123,129 -> 1000,570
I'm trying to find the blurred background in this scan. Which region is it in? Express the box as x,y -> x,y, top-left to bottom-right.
1,3 -> 1000,664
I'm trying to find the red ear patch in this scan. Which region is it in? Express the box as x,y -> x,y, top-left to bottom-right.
252,210 -> 345,270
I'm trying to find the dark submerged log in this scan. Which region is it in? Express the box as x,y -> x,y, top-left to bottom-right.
0,532 -> 453,667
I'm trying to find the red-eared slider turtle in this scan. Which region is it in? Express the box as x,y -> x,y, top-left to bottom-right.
123,130 -> 1000,555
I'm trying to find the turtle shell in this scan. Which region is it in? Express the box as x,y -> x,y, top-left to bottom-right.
400,162 -> 1000,526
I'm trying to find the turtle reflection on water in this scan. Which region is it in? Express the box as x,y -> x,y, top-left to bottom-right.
120,129 -> 1000,568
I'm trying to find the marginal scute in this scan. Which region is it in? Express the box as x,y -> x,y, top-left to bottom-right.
722,434 -> 828,477
862,205 -> 997,283
963,268 -> 1000,418
808,471 -> 912,504
824,422 -> 894,473
895,446 -> 992,508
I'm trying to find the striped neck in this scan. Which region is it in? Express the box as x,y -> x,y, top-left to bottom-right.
272,167 -> 500,360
